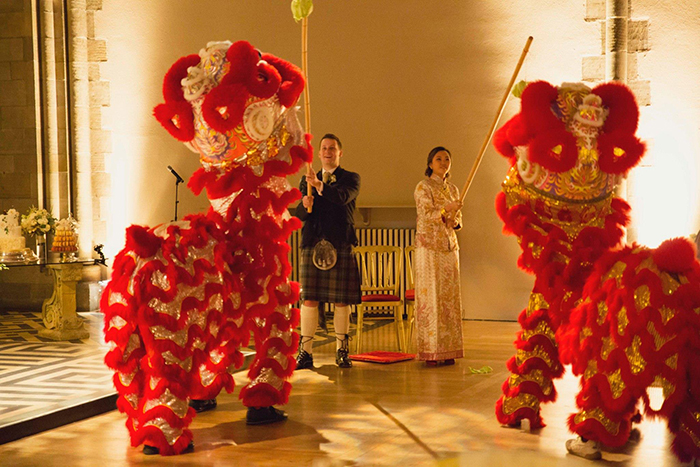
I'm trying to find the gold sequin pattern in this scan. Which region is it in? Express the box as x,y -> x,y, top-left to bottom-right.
269,324 -> 293,347
143,417 -> 184,446
653,375 -> 676,399
124,334 -> 141,360
162,351 -> 193,372
597,301 -> 609,325
580,326 -> 593,342
584,359 -> 598,380
209,349 -> 225,365
527,293 -> 549,317
574,407 -> 620,436
199,365 -> 217,387
247,367 -> 284,392
118,369 -> 136,387
516,345 -> 553,367
143,388 -> 189,418
660,273 -> 681,296
501,167 -> 614,240
658,306 -> 676,325
109,315 -> 128,331
521,320 -> 556,345
601,337 -> 616,360
508,369 -> 553,396
603,262 -> 626,287
647,321 -> 674,351
125,393 -> 139,410
666,354 -> 678,370
501,393 -> 540,415
634,285 -> 651,311
150,376 -> 162,390
617,307 -> 628,335
151,270 -> 171,291
625,335 -> 646,374
150,326 -> 188,347
607,369 -> 626,399
108,291 -> 128,306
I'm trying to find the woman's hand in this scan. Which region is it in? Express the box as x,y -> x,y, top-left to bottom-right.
444,200 -> 463,215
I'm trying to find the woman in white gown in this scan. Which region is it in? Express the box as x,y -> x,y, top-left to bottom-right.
413,146 -> 464,365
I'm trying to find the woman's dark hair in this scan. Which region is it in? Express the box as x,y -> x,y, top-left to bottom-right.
319,133 -> 342,149
425,146 -> 452,177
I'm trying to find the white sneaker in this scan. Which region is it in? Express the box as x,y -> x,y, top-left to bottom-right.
520,418 -> 531,432
566,437 -> 602,460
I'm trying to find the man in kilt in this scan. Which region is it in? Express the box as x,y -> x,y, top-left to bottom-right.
294,133 -> 361,368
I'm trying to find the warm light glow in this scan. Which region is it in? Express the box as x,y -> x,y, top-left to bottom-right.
630,108 -> 700,248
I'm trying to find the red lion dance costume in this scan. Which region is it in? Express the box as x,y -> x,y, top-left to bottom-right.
492,80 -> 700,463
101,41 -> 312,455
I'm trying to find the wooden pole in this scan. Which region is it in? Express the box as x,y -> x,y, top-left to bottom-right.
302,17 -> 313,212
459,36 -> 533,203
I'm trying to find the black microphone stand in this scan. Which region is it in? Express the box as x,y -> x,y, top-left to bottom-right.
173,179 -> 181,221
167,165 -> 185,221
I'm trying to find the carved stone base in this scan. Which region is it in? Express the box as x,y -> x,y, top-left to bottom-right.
40,263 -> 91,341
38,326 -> 89,341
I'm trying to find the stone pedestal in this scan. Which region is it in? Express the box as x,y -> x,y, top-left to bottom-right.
39,263 -> 90,341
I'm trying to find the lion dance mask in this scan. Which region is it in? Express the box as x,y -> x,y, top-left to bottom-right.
493,80 -> 700,462
101,40 -> 311,455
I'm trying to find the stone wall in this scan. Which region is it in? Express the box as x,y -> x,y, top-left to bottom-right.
0,0 -> 108,311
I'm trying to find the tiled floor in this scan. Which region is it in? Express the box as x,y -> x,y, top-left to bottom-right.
0,320 -> 689,466
0,309 -> 390,445
0,311 -> 112,441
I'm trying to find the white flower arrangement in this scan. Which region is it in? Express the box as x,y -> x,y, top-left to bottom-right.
21,207 -> 56,237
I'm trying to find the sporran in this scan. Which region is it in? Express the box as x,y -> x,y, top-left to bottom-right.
312,239 -> 337,270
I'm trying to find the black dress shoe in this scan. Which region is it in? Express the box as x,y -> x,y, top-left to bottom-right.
143,441 -> 194,455
295,349 -> 314,370
336,347 -> 352,368
142,445 -> 159,455
189,398 -> 217,413
246,406 -> 288,425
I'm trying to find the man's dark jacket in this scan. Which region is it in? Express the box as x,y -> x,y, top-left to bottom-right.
294,167 -> 360,249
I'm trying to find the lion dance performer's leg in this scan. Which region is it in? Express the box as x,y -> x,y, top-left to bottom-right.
103,217 -> 238,455
234,177 -> 303,408
493,180 -> 630,428
560,239 -> 700,462
496,290 -> 561,428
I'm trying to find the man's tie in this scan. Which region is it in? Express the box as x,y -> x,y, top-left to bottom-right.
322,172 -> 331,184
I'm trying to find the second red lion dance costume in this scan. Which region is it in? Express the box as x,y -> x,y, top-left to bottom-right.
493,80 -> 700,463
101,41 -> 312,455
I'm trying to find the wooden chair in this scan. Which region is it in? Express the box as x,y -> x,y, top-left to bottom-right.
404,245 -> 416,349
353,245 -> 405,353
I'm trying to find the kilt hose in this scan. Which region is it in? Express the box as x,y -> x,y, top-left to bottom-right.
299,246 -> 361,304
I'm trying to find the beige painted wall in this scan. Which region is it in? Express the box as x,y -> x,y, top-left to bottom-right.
96,1 -> 700,321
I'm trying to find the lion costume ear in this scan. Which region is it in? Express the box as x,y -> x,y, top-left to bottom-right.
593,82 -> 646,175
520,81 -> 578,173
261,53 -> 305,108
153,54 -> 200,142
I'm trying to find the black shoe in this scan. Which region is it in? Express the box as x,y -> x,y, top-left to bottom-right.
143,445 -> 159,455
246,406 -> 288,425
295,349 -> 314,370
189,398 -> 217,413
143,441 -> 194,455
336,347 -> 352,368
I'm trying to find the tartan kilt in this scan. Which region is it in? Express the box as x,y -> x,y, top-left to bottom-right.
300,246 -> 361,304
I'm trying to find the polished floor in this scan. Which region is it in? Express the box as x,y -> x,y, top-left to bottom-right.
0,319 -> 691,466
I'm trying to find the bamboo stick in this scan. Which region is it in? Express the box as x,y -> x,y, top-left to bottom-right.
302,17 -> 313,212
459,36 -> 533,204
